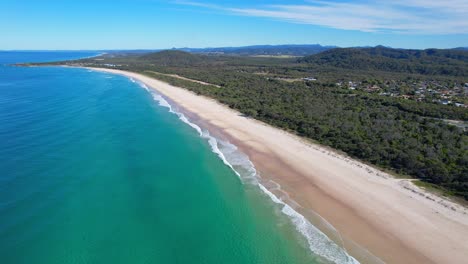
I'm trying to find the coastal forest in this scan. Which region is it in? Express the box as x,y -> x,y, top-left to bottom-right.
38,47 -> 468,200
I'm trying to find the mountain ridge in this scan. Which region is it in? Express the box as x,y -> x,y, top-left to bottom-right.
299,46 -> 468,76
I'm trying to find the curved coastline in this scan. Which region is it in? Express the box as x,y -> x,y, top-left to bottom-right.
84,67 -> 468,264
136,77 -> 361,263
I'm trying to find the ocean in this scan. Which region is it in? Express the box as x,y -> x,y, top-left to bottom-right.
0,52 -> 356,264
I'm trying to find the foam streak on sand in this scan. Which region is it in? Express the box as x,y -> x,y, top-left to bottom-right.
88,68 -> 468,264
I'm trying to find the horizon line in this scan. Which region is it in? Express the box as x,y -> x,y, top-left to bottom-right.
1,44 -> 467,52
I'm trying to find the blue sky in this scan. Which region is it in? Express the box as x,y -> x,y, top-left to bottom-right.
1,0 -> 467,50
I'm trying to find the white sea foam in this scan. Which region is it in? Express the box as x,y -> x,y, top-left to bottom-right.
138,81 -> 362,264
259,184 -> 360,264
150,92 -> 204,136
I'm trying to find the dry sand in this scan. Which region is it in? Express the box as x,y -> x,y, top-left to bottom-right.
89,67 -> 468,264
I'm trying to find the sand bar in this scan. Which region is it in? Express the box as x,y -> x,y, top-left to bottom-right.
88,67 -> 468,264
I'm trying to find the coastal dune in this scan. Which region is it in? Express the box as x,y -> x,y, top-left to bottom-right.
89,68 -> 468,264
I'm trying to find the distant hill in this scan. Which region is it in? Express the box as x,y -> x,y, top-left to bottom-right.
299,46 -> 468,76
139,50 -> 204,66
178,44 -> 336,56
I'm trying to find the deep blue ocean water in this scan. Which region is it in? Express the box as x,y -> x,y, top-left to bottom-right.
0,52 -> 358,264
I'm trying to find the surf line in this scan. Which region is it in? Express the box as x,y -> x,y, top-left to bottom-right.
134,79 -> 362,264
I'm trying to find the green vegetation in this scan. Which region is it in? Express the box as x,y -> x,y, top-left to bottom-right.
411,180 -> 468,204
179,44 -> 335,56
300,46 -> 468,77
34,48 -> 468,200
142,70 -> 467,199
139,50 -> 205,66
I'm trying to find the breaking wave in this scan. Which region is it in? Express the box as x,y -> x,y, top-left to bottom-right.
136,81 -> 368,264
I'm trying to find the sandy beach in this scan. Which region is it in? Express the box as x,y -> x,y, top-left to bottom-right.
89,67 -> 468,264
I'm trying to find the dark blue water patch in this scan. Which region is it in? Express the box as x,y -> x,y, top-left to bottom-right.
0,51 -> 101,64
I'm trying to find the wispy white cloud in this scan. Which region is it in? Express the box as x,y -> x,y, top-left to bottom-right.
171,0 -> 220,9
392,0 -> 468,13
174,0 -> 468,34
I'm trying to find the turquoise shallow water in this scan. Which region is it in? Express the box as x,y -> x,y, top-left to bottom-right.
0,53 -> 327,263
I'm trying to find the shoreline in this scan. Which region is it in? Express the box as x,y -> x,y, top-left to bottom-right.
87,67 -> 468,264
